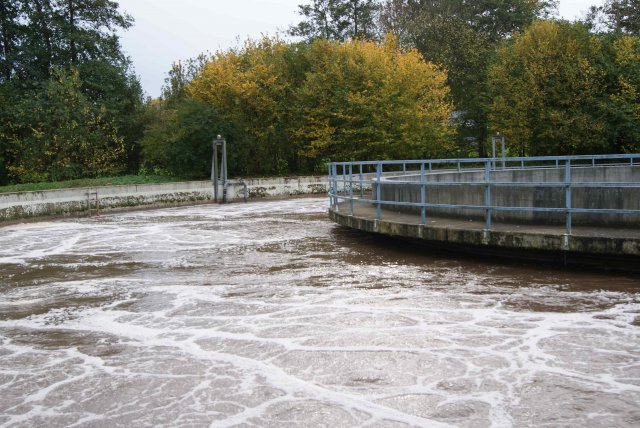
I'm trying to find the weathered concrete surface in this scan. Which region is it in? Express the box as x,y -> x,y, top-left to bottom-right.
0,176 -> 328,221
377,165 -> 640,227
329,204 -> 640,271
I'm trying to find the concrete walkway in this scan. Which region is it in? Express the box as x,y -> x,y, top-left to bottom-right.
336,201 -> 640,239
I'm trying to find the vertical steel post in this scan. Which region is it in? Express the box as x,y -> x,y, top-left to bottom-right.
376,162 -> 382,220
359,164 -> 364,198
221,138 -> 228,203
342,164 -> 347,198
212,139 -> 219,202
501,136 -> 506,169
485,160 -> 492,230
420,162 -> 426,225
327,164 -> 333,208
349,164 -> 354,215
565,160 -> 572,234
332,163 -> 340,212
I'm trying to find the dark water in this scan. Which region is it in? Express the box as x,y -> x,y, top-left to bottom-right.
0,198 -> 639,427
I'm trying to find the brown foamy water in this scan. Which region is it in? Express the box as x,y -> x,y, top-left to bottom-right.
1,198 -> 639,427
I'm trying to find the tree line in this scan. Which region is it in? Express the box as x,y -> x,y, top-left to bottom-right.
1,0 -> 639,185
0,0 -> 142,185
143,36 -> 453,178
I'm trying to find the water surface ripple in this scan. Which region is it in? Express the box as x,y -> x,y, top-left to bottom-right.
0,198 -> 639,427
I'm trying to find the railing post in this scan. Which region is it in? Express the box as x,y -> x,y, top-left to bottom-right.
376,162 -> 382,220
327,163 -> 332,208
485,160 -> 492,230
349,163 -> 354,216
429,161 -> 433,173
342,164 -> 347,198
420,162 -> 426,225
565,160 -> 572,234
331,163 -> 338,212
359,164 -> 364,197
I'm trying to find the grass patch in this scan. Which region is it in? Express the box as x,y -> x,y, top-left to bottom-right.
0,175 -> 195,194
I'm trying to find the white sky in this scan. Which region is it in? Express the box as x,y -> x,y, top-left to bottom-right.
116,0 -> 604,98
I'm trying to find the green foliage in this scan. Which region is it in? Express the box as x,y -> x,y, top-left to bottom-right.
161,53 -> 212,106
488,20 -> 640,155
1,68 -> 127,183
290,0 -> 381,41
598,33 -> 640,152
141,98 -> 228,179
0,0 -> 143,185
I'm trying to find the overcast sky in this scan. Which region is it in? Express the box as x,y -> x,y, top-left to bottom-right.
116,0 -> 604,98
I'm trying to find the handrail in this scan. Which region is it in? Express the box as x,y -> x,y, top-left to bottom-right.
329,153 -> 640,167
328,154 -> 640,235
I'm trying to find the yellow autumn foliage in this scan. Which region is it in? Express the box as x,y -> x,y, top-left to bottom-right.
188,35 -> 454,172
488,21 -> 608,155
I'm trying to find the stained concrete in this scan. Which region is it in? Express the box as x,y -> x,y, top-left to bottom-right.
329,203 -> 640,271
0,176 -> 328,221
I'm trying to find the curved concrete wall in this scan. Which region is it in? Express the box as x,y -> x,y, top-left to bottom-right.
377,165 -> 640,227
0,176 -> 328,221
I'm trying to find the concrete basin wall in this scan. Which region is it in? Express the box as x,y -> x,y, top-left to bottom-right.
0,176 -> 328,221
376,165 -> 640,227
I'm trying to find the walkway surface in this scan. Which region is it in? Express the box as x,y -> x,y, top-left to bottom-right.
335,201 -> 640,240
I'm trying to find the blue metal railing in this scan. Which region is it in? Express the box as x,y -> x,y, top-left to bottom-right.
328,154 -> 640,234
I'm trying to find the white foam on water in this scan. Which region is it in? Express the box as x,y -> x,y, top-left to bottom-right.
1,198 -> 640,427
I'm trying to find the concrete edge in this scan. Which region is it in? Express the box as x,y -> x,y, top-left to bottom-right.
329,209 -> 640,272
0,176 -> 329,222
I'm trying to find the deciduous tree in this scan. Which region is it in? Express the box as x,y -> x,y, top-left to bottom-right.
290,0 -> 381,41
0,0 -> 143,185
588,0 -> 640,35
379,0 -> 557,155
2,68 -> 126,183
488,21 -> 608,155
185,36 -> 453,175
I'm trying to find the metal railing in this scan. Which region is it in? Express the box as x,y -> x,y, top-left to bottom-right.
328,154 -> 640,234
